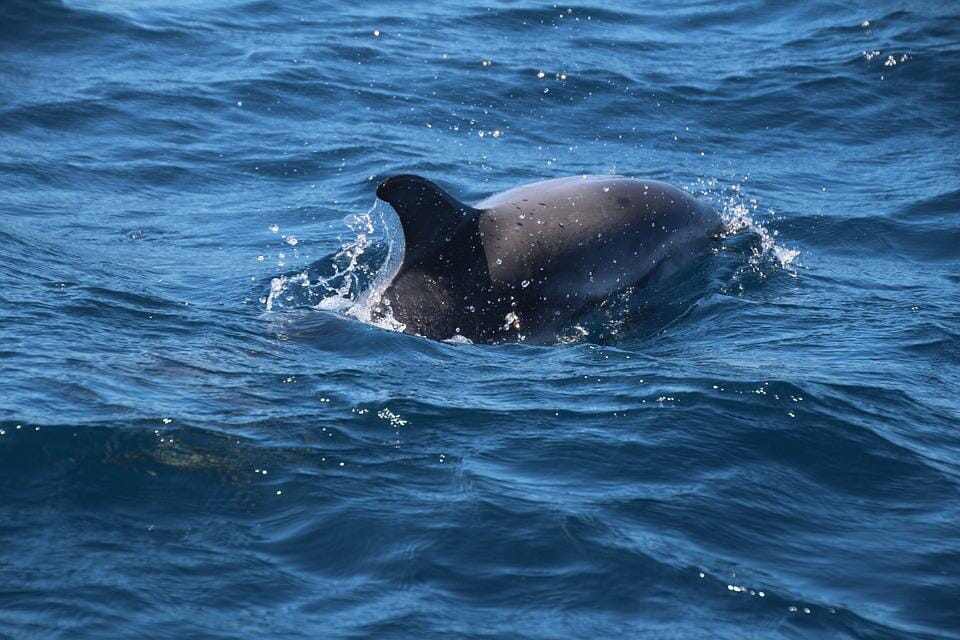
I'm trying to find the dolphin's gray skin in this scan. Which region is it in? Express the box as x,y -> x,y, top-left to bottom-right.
374,174 -> 722,343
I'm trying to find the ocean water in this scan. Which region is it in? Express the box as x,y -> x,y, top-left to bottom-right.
1,0 -> 959,637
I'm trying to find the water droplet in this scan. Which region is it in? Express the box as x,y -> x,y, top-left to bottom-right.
372,29 -> 381,36
495,258 -> 503,265
269,224 -> 279,233
536,70 -> 545,79
521,280 -> 530,288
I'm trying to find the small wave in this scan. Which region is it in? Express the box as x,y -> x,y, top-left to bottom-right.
0,0 -> 194,50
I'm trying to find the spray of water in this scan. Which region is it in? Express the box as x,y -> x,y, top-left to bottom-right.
344,202 -> 406,333
262,200 -> 406,333
693,177 -> 800,270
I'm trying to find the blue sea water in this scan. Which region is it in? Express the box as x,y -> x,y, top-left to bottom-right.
1,0 -> 959,637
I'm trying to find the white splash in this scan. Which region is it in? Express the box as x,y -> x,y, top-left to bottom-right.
695,177 -> 800,269
721,200 -> 800,268
262,199 -> 406,333
345,202 -> 406,333
317,205 -> 377,307
264,270 -> 309,312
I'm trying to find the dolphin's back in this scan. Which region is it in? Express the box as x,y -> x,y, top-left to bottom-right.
375,174 -> 720,342
477,176 -> 720,302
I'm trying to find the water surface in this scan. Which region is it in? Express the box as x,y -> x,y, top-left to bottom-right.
1,1 -> 959,638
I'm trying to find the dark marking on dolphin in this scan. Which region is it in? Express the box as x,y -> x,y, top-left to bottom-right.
374,174 -> 722,343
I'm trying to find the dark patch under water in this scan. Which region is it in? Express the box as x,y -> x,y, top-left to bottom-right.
1,1 -> 959,638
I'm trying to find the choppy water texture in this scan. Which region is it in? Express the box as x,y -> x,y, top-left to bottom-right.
2,1 -> 959,638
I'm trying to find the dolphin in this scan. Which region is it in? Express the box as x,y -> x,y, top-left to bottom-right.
372,174 -> 722,343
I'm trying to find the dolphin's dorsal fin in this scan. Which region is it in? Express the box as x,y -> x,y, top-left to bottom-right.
376,174 -> 481,270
